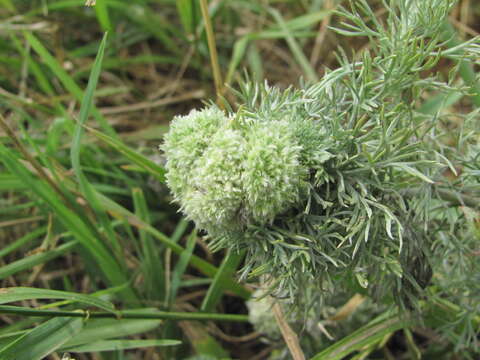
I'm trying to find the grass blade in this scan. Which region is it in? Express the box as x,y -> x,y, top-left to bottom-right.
70,32 -> 128,275
85,125 -> 166,183
181,322 -> 230,358
94,1 -> 113,32
226,35 -> 251,85
64,339 -> 181,352
0,241 -> 78,280
0,317 -> 84,360
201,249 -> 245,312
168,230 -> 197,307
311,315 -> 409,360
0,305 -> 250,322
132,188 -> 165,299
268,7 -> 318,82
71,33 -> 108,177
0,227 -> 46,259
388,162 -> 434,184
60,316 -> 162,348
0,287 -> 115,312
24,32 -> 115,136
176,0 -> 198,35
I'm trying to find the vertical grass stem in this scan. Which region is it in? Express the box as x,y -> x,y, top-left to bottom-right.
199,0 -> 224,104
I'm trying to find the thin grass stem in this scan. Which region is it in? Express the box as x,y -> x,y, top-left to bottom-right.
0,305 -> 249,323
199,0 -> 224,103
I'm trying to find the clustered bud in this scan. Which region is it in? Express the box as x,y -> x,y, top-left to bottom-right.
161,105 -> 324,235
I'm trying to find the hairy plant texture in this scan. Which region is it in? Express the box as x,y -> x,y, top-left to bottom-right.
162,107 -> 312,233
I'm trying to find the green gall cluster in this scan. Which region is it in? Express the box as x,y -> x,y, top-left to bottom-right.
161,106 -> 318,235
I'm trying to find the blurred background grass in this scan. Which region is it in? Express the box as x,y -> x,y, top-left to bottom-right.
0,0 -> 479,359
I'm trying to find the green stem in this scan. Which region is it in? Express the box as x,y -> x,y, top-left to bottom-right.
199,0 -> 223,103
0,305 -> 249,323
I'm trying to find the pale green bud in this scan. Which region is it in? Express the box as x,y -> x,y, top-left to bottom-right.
162,106 -> 229,196
183,129 -> 246,232
242,121 -> 308,223
162,107 -> 311,234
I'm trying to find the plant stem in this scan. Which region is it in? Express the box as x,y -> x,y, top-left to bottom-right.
272,301 -> 306,360
199,0 -> 223,104
0,305 -> 249,322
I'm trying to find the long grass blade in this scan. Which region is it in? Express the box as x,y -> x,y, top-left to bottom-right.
60,316 -> 162,349
0,305 -> 250,322
0,317 -> 84,360
85,125 -> 165,183
311,315 -> 409,360
70,33 -> 128,275
268,7 -> 318,82
0,287 -> 114,312
0,227 -> 46,259
132,188 -> 165,299
168,230 -> 197,307
64,339 -> 181,352
94,1 -> 113,32
24,32 -> 116,136
201,249 -> 245,312
0,241 -> 78,280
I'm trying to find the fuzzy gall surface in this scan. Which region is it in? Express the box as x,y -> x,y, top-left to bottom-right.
162,107 -> 312,235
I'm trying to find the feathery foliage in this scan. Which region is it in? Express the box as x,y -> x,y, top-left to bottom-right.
162,0 -> 480,343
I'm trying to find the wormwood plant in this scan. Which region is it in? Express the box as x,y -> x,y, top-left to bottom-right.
162,0 -> 480,352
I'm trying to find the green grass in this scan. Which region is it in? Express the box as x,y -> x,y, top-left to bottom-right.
0,0 -> 479,359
